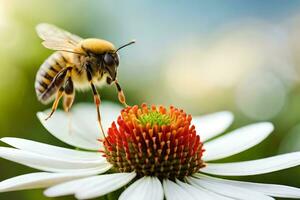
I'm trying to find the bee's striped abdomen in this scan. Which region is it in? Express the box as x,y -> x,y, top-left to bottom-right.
35,52 -> 68,104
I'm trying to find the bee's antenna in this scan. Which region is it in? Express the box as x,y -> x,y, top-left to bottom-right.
116,40 -> 136,52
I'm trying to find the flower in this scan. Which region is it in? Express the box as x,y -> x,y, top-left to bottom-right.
0,102 -> 299,200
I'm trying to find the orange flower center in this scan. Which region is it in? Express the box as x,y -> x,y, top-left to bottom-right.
102,104 -> 205,179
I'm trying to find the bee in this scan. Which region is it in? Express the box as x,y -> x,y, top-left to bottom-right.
35,23 -> 135,135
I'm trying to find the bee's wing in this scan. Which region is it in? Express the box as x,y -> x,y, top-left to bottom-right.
36,23 -> 84,53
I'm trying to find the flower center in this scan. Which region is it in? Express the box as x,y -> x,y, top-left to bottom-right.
138,111 -> 172,127
102,104 -> 205,179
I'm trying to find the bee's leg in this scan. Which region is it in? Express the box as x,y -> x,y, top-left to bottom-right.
115,80 -> 128,107
63,77 -> 75,112
90,81 -> 106,137
63,77 -> 75,134
45,86 -> 64,120
86,67 -> 106,138
41,67 -> 71,100
44,67 -> 72,120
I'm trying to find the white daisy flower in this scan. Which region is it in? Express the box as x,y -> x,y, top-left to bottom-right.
0,102 -> 300,200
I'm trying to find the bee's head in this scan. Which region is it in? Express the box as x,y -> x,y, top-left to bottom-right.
103,52 -> 119,84
103,40 -> 135,85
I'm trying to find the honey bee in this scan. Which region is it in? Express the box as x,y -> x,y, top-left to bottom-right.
35,23 -> 135,134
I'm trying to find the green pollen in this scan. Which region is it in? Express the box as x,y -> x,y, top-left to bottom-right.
138,111 -> 172,127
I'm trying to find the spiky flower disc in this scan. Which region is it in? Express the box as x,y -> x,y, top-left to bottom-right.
103,104 -> 205,179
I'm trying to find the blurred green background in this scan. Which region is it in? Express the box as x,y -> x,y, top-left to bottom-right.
0,0 -> 299,199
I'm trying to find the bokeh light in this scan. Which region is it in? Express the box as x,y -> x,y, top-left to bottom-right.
235,71 -> 287,120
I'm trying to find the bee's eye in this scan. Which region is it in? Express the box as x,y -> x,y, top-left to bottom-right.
104,54 -> 115,66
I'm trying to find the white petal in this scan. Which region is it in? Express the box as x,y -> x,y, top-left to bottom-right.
37,102 -> 122,151
0,167 -> 109,192
203,122 -> 274,161
0,147 -> 109,172
1,137 -> 102,161
187,176 -> 274,200
201,151 -> 300,176
175,179 -> 219,200
194,174 -> 300,199
75,172 -> 136,199
181,178 -> 235,200
193,111 -> 234,142
119,176 -> 163,200
37,111 -> 99,150
163,179 -> 195,200
44,175 -> 108,197
72,102 -> 122,140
